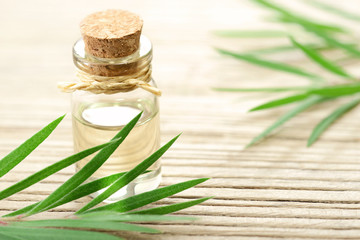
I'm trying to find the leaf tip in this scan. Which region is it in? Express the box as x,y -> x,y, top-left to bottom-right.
248,107 -> 260,112
196,178 -> 210,185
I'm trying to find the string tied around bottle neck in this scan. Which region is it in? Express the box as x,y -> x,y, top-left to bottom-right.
57,64 -> 161,96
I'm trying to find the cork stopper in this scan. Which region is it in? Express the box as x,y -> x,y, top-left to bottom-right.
80,9 -> 143,58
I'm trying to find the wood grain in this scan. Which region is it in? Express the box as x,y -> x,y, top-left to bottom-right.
1,0 -> 360,239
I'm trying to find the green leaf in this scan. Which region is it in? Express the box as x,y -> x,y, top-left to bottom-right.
0,115 -> 64,178
304,25 -> 360,58
3,172 -> 127,217
213,30 -> 288,38
308,97 -> 360,146
76,134 -> 182,214
250,93 -> 310,111
216,48 -> 322,82
214,86 -> 313,92
276,14 -> 347,33
244,45 -> 300,55
244,43 -> 357,56
0,232 -> 25,240
252,0 -> 348,33
25,112 -> 142,216
79,212 -> 195,222
247,95 -> 323,147
253,0 -> 360,58
309,83 -> 360,97
290,37 -> 354,79
129,197 -> 212,215
11,219 -> 160,233
0,226 -> 123,240
47,172 -> 127,209
304,0 -> 360,22
242,44 -> 322,56
0,142 -> 111,201
84,178 -> 209,214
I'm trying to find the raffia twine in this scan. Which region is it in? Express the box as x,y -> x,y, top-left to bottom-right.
57,65 -> 161,96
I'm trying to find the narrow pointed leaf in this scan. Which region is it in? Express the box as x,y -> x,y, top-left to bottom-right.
247,95 -> 323,147
3,172 -> 126,217
0,142 -> 111,201
76,134 -> 182,214
304,0 -> 360,22
0,115 -> 64,178
0,226 -> 122,240
85,178 -> 209,214
0,232 -> 25,240
253,0 -> 360,58
290,37 -> 354,79
2,204 -> 35,218
244,43 -> 356,56
216,48 -> 322,81
26,112 -> 142,216
308,98 -> 360,146
250,93 -> 310,111
11,219 -> 160,233
213,30 -> 288,38
276,14 -> 347,33
79,212 -> 195,222
214,86 -> 313,92
46,172 -> 126,210
309,83 -> 360,97
252,0 -> 348,33
312,30 -> 360,58
243,44 -> 326,55
129,197 -> 212,215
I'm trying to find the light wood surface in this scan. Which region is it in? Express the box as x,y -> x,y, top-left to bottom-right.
1,0 -> 360,239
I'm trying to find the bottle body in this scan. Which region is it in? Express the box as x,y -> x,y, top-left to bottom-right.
71,36 -> 161,201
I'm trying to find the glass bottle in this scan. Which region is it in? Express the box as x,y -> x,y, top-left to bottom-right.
70,32 -> 161,201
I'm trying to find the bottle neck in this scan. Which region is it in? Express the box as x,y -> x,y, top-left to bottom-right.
72,35 -> 153,77
60,35 -> 161,96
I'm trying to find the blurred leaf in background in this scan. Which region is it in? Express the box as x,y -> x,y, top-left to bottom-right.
214,0 -> 360,147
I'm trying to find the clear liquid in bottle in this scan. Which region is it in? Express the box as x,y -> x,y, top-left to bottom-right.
73,101 -> 161,202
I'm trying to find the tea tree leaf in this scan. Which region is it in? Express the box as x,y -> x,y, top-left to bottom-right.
26,112 -> 142,216
213,30 -> 288,38
0,115 -> 64,178
253,0 -> 360,57
0,142 -> 111,201
252,0 -> 348,33
76,134 -> 182,214
84,178 -> 209,214
250,93 -> 310,111
247,95 -> 323,147
0,232 -> 25,240
79,212 -> 195,222
309,83 -> 360,97
244,43 -> 357,56
0,226 -> 123,240
47,172 -> 126,209
303,25 -> 360,58
308,97 -> 360,146
250,83 -> 360,112
129,197 -> 212,215
216,48 -> 322,81
290,37 -> 354,79
11,219 -> 160,233
214,86 -> 314,92
304,0 -> 360,22
3,172 -> 128,217
275,15 -> 348,33
243,44 -> 320,55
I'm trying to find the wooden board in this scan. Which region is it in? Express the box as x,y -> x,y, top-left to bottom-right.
1,0 -> 360,239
